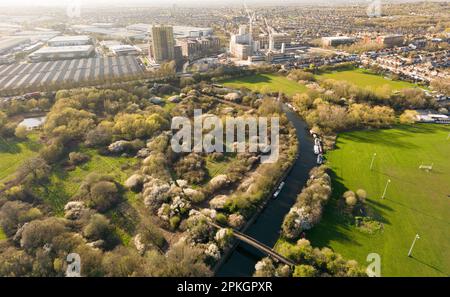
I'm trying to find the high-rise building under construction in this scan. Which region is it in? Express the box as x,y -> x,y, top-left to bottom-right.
151,25 -> 175,63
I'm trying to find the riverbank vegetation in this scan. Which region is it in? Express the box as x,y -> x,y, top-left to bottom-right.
0,75 -> 298,276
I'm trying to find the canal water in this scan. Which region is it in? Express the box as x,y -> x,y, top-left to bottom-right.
216,105 -> 317,276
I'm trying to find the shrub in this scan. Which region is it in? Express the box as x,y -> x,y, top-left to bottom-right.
83,214 -> 119,249
293,264 -> 318,277
14,125 -> 28,139
68,152 -> 90,166
215,213 -> 228,225
20,218 -> 66,251
170,215 -> 181,230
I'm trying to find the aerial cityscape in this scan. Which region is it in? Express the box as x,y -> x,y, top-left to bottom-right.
0,0 -> 448,283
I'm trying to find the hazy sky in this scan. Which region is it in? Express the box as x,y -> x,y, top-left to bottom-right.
0,0 -> 402,7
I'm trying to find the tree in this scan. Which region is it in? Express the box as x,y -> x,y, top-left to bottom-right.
174,153 -> 208,184
288,69 -> 316,82
39,141 -> 64,164
0,111 -> 6,129
14,125 -> 28,139
0,247 -> 33,276
293,264 -> 318,277
159,242 -> 212,277
20,218 -> 66,251
68,152 -> 90,166
17,157 -> 51,184
430,78 -> 450,95
113,112 -> 169,140
44,107 -> 95,141
76,173 -> 120,212
102,246 -> 145,276
0,201 -> 42,237
139,219 -> 167,250
399,110 -> 418,124
83,214 -> 118,249
85,121 -> 113,147
89,181 -> 119,212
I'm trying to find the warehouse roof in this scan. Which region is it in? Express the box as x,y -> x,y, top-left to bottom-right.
48,35 -> 91,43
31,45 -> 94,54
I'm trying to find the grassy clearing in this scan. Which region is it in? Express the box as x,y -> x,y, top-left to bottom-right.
316,68 -> 421,91
0,226 -> 6,241
0,133 -> 41,183
34,147 -> 138,215
307,124 -> 450,276
206,157 -> 233,178
221,73 -> 308,97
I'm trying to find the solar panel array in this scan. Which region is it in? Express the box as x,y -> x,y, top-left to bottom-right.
0,56 -> 144,91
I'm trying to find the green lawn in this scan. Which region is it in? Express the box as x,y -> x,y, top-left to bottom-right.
317,68 -> 421,91
0,226 -> 6,241
0,133 -> 41,184
33,147 -> 138,214
221,74 -> 308,97
205,154 -> 238,180
307,124 -> 450,276
221,69 -> 420,99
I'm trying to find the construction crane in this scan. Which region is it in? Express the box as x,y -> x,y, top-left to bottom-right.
264,17 -> 275,52
244,2 -> 256,54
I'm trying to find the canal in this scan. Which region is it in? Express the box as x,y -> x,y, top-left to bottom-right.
216,105 -> 317,276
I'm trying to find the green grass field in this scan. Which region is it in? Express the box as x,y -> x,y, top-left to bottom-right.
317,68 -> 421,91
307,124 -> 450,276
222,73 -> 308,96
33,147 -> 138,214
0,133 -> 41,184
221,69 -> 421,98
0,226 -> 6,241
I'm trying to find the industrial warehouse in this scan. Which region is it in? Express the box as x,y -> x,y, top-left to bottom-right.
0,55 -> 144,91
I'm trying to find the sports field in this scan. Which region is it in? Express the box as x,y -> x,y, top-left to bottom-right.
221,73 -> 308,96
307,124 -> 450,276
317,68 -> 421,91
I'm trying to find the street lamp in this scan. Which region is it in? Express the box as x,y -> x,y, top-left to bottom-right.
408,234 -> 420,257
381,179 -> 391,199
370,153 -> 377,170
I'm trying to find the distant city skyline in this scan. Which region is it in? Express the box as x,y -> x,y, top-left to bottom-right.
0,0 -> 436,8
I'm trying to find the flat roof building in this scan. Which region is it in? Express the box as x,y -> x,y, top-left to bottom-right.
322,36 -> 355,47
29,45 -> 94,61
376,35 -> 404,47
0,37 -> 31,55
47,35 -> 92,47
109,45 -> 142,56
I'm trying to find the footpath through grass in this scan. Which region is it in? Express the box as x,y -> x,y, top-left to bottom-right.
307,124 -> 450,276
